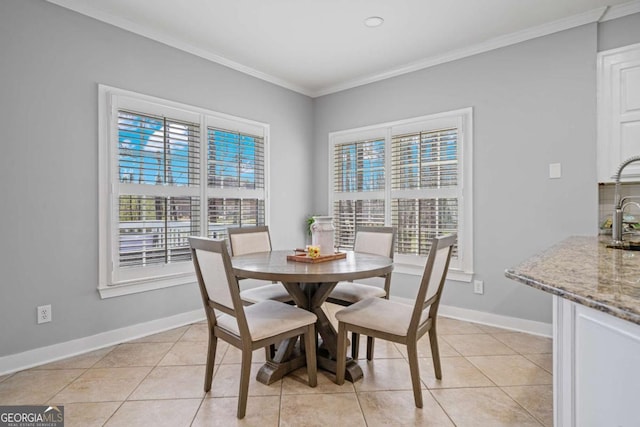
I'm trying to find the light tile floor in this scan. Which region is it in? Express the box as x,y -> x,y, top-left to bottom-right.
0,317 -> 553,426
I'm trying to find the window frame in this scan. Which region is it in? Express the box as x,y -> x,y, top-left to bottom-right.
328,108 -> 473,282
98,85 -> 269,298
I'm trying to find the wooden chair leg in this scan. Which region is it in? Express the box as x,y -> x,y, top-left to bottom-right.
204,333 -> 217,392
237,348 -> 253,419
351,332 -> 360,360
366,336 -> 375,361
428,325 -> 442,379
335,323 -> 348,385
407,340 -> 423,408
304,325 -> 317,387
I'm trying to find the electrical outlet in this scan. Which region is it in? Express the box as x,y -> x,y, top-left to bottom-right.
473,280 -> 484,295
37,305 -> 52,324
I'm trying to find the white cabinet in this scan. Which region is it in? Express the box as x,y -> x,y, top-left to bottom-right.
554,297 -> 640,426
598,43 -> 640,182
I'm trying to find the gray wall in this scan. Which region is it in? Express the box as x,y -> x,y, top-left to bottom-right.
1,0 -> 639,358
598,13 -> 640,51
313,24 -> 602,324
0,0 -> 314,357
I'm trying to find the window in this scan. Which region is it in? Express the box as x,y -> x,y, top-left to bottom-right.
117,110 -> 201,269
206,127 -> 266,239
99,86 -> 268,297
329,108 -> 473,280
332,137 -> 386,248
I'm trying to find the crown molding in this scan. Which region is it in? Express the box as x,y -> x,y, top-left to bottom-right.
311,6 -> 608,97
46,0 -> 640,98
45,0 -> 314,97
600,0 -> 640,21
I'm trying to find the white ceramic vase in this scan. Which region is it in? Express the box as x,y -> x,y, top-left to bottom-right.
311,216 -> 335,255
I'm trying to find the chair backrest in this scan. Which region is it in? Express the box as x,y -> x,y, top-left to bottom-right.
410,233 -> 457,331
189,237 -> 249,337
353,226 -> 396,259
228,226 -> 272,256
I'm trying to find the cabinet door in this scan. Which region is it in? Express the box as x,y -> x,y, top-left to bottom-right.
574,304 -> 640,427
598,43 -> 640,182
555,297 -> 640,427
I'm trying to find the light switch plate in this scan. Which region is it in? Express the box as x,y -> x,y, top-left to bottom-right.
473,280 -> 484,295
549,163 -> 562,179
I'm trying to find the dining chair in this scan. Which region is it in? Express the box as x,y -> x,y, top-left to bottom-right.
334,233 -> 457,408
327,226 -> 395,360
189,237 -> 318,419
227,226 -> 293,304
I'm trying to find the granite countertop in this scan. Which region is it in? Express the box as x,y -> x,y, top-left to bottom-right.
505,236 -> 640,325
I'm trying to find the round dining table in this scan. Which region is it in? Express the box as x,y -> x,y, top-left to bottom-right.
232,249 -> 394,385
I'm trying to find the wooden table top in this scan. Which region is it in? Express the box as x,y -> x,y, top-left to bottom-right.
232,250 -> 393,283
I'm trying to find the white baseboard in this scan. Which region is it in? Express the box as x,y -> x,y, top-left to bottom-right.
0,308 -> 206,376
1,300 -> 552,376
391,296 -> 553,338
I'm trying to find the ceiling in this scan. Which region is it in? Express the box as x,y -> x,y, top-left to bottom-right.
47,0 -> 638,97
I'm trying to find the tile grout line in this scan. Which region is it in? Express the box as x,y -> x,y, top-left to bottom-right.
100,340 -> 172,425
100,325 -> 193,425
425,388 -> 458,426
56,346 -> 114,401
496,385 -> 546,427
104,323 -> 203,426
352,374 -> 370,427
500,383 -> 553,427
3,319 -> 553,426
188,395 -> 206,427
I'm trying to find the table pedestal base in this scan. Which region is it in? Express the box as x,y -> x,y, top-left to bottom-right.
255,350 -> 362,385
255,281 -> 364,385
256,352 -> 306,385
317,354 -> 363,383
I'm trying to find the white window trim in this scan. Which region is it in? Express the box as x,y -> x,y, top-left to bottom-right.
328,108 -> 473,282
98,84 -> 270,298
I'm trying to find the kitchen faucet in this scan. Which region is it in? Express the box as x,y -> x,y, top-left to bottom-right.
612,155 -> 640,245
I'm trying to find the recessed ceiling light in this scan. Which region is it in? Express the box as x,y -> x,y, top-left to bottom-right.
364,16 -> 384,28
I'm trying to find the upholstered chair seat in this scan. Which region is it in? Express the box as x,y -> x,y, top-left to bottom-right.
227,226 -> 293,305
335,233 -> 457,409
328,282 -> 386,304
189,237 -> 317,419
240,284 -> 294,304
327,226 -> 395,359
217,300 -> 316,340
335,298 -> 428,336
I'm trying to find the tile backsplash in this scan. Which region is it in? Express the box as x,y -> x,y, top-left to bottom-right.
599,183 -> 640,232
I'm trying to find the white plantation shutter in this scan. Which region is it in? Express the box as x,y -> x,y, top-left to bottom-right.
118,195 -> 201,267
207,198 -> 266,239
333,200 -> 385,248
100,86 -> 270,294
332,138 -> 385,249
391,128 -> 458,189
207,128 -> 265,189
117,110 -> 201,269
206,127 -> 266,240
329,109 -> 472,276
391,128 -> 459,258
391,198 -> 458,257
